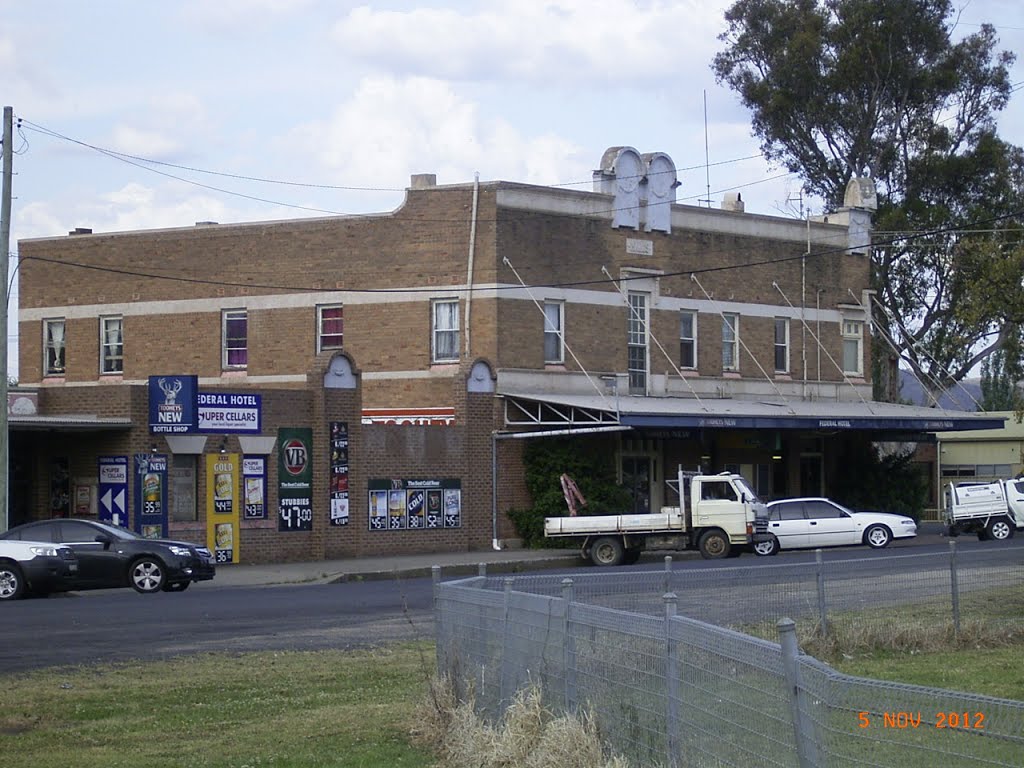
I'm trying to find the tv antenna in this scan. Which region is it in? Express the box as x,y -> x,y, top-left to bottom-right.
699,90 -> 712,208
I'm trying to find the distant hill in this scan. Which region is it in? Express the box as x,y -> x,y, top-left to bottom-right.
897,370 -> 983,411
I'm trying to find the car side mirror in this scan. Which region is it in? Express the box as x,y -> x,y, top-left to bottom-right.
95,533 -> 113,547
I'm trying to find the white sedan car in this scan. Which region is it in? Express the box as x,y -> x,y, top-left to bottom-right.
754,497 -> 917,556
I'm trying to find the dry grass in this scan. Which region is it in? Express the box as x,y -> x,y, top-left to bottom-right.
414,677 -> 629,768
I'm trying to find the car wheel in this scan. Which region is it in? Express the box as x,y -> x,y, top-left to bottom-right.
987,518 -> 1013,541
0,562 -> 25,601
589,536 -> 625,567
130,557 -> 167,593
864,524 -> 892,549
698,529 -> 731,559
162,581 -> 190,592
753,535 -> 779,557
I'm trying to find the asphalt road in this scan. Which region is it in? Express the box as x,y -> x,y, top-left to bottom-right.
2,535 -> 1021,673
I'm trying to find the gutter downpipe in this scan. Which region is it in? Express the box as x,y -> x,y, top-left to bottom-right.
491,424 -> 632,551
465,172 -> 480,358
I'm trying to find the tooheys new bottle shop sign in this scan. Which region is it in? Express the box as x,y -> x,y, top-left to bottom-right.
147,376 -> 261,434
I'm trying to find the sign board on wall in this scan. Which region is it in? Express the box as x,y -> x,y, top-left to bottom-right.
242,457 -> 266,519
206,453 -> 240,563
361,407 -> 455,426
329,421 -> 349,526
278,428 -> 313,532
134,454 -> 168,539
149,376 -> 199,433
197,392 -> 262,433
367,479 -> 461,531
98,456 -> 129,527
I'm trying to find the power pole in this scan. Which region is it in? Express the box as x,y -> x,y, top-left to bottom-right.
1,106 -> 12,532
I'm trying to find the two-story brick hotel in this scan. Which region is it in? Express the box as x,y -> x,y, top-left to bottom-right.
11,147 -> 1001,563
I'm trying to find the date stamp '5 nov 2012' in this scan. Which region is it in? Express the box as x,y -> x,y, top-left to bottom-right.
857,711 -> 985,729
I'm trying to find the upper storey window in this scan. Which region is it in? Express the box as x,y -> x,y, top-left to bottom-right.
317,305 -> 343,352
223,309 -> 248,369
100,316 -> 124,374
432,299 -> 459,363
722,313 -> 740,372
543,301 -> 564,364
842,320 -> 864,376
43,318 -> 66,376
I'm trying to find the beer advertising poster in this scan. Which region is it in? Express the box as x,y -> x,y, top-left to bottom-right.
98,456 -> 129,528
329,421 -> 349,526
134,454 -> 168,538
206,453 -> 240,563
242,457 -> 267,519
367,479 -> 461,531
278,427 -> 313,532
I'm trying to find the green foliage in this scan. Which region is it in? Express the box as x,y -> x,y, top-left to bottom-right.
714,0 -> 1024,399
979,333 -> 1024,419
506,438 -> 631,548
829,439 -> 926,519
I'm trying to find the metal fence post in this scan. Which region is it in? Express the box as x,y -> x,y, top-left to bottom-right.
664,555 -> 673,595
778,618 -> 818,768
500,577 -> 515,710
815,549 -> 828,638
432,565 -> 442,678
949,540 -> 961,637
664,592 -> 680,768
478,562 -> 487,578
562,578 -> 576,713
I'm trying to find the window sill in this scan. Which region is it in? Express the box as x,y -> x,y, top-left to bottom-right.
723,371 -> 741,379
221,369 -> 248,378
679,369 -> 698,377
544,363 -> 566,370
774,373 -> 792,381
100,373 -> 124,381
430,361 -> 459,369
42,375 -> 66,383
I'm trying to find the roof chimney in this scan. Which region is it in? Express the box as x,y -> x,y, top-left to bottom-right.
69,227 -> 93,236
410,173 -> 437,189
720,192 -> 744,213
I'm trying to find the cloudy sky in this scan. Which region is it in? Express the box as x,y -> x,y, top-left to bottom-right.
3,0 -> 1023,377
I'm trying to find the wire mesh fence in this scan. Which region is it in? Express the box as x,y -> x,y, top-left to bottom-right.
435,544 -> 1024,767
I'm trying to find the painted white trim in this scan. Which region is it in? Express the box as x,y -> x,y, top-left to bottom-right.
21,283 -> 845,325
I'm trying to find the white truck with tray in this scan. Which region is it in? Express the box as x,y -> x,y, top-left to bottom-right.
544,468 -> 769,565
944,478 -> 1024,541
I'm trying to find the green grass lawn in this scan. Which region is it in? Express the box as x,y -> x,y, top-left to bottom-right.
0,642 -> 439,768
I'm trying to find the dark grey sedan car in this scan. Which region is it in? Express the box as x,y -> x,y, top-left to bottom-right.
0,519 -> 215,593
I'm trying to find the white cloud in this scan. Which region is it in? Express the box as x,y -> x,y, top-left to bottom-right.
109,126 -> 182,159
332,1 -> 726,86
292,74 -> 587,195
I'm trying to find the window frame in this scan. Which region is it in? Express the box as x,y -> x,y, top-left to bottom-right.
543,300 -> 564,364
627,291 -> 650,394
842,319 -> 863,376
99,315 -> 124,375
431,298 -> 460,364
43,318 -> 66,377
316,304 -> 344,353
222,309 -> 248,370
722,313 -> 740,372
773,317 -> 789,374
679,310 -> 697,370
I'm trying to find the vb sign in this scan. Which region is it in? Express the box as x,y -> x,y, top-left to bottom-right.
283,439 -> 308,475
148,376 -> 198,433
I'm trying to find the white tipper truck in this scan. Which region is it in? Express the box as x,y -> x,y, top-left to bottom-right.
544,468 -> 769,565
945,478 -> 1024,541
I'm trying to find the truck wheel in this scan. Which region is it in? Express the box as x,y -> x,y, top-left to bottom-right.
753,535 -> 779,556
0,561 -> 25,601
987,518 -> 1014,541
698,530 -> 730,559
589,537 -> 625,567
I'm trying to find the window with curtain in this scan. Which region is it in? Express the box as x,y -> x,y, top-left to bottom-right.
100,316 -> 124,374
774,317 -> 789,373
43,319 -> 66,376
543,301 -> 564,364
679,310 -> 696,369
223,309 -> 248,369
317,305 -> 343,352
432,299 -> 459,363
722,313 -> 739,371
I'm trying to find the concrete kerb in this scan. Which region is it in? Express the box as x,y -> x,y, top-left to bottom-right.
324,554 -> 586,584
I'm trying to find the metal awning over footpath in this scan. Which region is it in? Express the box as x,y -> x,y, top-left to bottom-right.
501,391 -> 1006,434
9,415 -> 134,432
